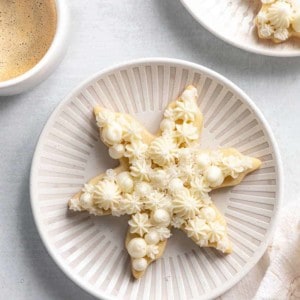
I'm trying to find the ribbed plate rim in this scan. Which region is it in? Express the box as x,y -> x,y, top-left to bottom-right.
180,0 -> 300,57
30,57 -> 283,300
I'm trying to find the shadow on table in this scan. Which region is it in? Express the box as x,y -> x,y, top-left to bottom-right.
18,166 -> 96,300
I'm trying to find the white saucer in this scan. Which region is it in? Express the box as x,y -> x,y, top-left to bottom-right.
181,0 -> 300,57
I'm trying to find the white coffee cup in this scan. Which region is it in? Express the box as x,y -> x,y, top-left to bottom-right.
0,0 -> 70,96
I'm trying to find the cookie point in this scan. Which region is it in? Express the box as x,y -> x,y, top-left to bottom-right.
93,106 -> 102,116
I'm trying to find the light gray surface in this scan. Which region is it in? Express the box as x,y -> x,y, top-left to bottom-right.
0,1 -> 299,299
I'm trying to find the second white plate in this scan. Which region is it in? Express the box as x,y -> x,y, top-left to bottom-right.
181,0 -> 300,57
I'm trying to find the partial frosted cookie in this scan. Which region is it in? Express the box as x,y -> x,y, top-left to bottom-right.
68,85 -> 262,279
255,0 -> 300,43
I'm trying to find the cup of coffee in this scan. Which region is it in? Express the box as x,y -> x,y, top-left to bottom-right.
0,0 -> 69,96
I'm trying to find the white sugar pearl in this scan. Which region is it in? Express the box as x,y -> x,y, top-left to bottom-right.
145,231 -> 160,245
151,170 -> 167,187
135,182 -> 152,197
160,119 -> 175,131
196,153 -> 211,168
168,178 -> 184,193
292,14 -> 300,32
205,166 -> 224,187
108,144 -> 125,159
102,124 -> 123,145
200,207 -> 216,222
116,172 -> 133,193
80,192 -> 93,206
132,258 -> 148,271
127,238 -> 147,258
152,209 -> 171,226
178,149 -> 190,162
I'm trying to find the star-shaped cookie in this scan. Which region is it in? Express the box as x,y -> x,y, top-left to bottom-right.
68,85 -> 261,279
255,0 -> 300,43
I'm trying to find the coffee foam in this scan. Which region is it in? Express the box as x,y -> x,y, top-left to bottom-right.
0,0 -> 57,82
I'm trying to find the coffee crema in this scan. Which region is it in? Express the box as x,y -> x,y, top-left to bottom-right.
0,0 -> 57,82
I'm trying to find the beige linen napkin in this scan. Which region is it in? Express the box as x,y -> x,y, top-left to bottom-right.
220,203 -> 300,300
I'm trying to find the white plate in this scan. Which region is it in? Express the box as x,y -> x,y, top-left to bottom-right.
30,58 -> 282,300
181,0 -> 300,57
